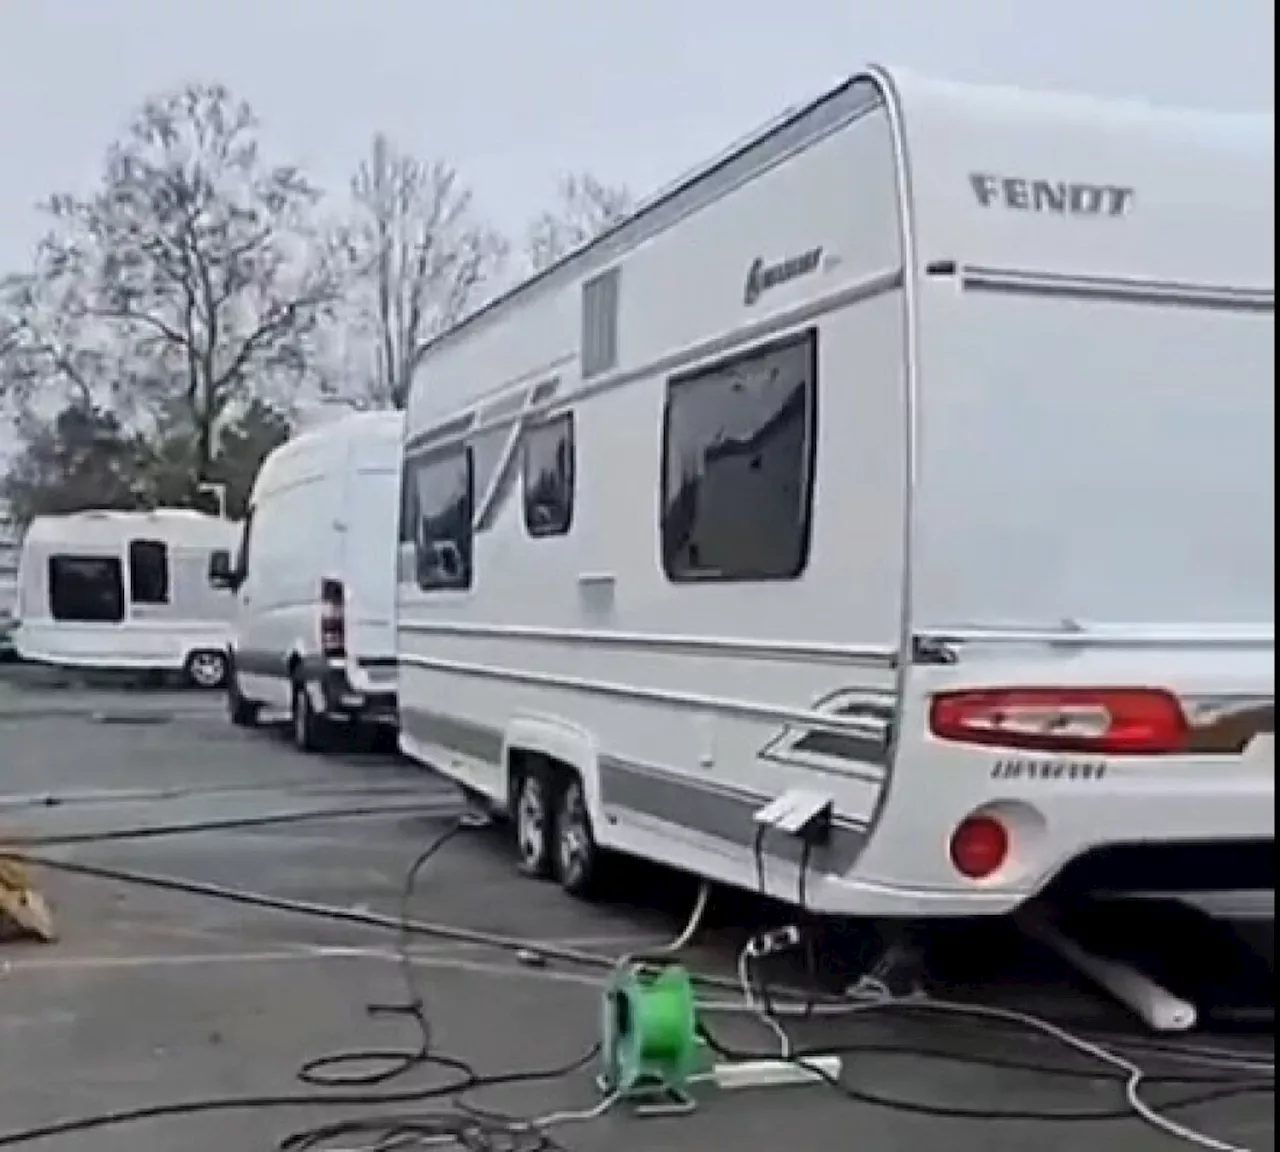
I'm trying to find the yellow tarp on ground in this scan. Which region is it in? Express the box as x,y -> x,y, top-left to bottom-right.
0,857 -> 56,943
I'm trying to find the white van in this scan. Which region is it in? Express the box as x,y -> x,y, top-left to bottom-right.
211,410 -> 403,751
396,67 -> 1274,917
14,509 -> 240,686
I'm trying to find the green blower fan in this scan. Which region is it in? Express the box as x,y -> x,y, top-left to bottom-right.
598,961 -> 701,1115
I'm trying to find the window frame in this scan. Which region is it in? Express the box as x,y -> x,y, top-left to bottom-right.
659,327 -> 819,585
521,412 -> 576,539
236,507 -> 256,584
411,445 -> 476,594
47,554 -> 127,624
127,538 -> 171,606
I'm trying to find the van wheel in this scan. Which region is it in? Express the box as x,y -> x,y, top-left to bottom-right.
185,649 -> 229,690
554,774 -> 603,899
291,681 -> 331,754
227,676 -> 260,728
513,768 -> 556,879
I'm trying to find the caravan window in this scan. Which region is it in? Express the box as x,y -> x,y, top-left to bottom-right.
48,556 -> 126,623
410,447 -> 474,592
661,328 -> 817,582
128,539 -> 170,605
522,414 -> 575,537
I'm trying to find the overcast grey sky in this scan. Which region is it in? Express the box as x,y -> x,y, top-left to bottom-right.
0,0 -> 1274,277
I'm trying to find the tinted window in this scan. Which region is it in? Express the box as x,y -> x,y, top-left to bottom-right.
399,462 -> 418,545
661,329 -> 816,582
523,414 -> 575,537
411,448 -> 474,591
128,539 -> 170,605
48,555 -> 126,623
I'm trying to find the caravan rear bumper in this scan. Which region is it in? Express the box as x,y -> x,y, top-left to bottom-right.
832,754 -> 1275,918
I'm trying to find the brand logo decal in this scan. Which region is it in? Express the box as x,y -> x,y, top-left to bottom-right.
743,247 -> 824,306
970,173 -> 1135,217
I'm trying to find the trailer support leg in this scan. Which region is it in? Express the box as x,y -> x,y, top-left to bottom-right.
1019,908 -> 1197,1033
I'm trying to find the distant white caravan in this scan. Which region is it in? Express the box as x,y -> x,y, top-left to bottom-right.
395,65 -> 1275,919
15,509 -> 240,687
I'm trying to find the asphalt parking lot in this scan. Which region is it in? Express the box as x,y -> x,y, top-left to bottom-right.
0,678 -> 1274,1152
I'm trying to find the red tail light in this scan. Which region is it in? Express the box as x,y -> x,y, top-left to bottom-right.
950,814 -> 1010,880
319,578 -> 346,659
929,686 -> 1189,756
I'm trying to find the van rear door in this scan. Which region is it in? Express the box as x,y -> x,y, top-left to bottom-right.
340,434 -> 401,692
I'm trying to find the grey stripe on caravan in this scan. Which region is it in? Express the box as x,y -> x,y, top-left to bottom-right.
957,265 -> 1276,314
398,619 -> 898,670
397,651 -> 892,745
404,266 -> 906,459
598,756 -> 868,873
397,705 -> 870,872
400,705 -> 505,765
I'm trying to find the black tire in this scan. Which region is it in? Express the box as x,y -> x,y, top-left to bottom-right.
553,773 -> 604,899
291,679 -> 331,754
184,649 -> 229,690
513,766 -> 556,879
226,673 -> 260,728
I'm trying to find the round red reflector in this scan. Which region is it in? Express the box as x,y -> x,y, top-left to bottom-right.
950,815 -> 1010,880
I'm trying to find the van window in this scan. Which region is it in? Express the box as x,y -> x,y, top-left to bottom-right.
522,414 -> 575,537
661,328 -> 816,582
48,555 -> 126,623
410,447 -> 474,591
128,539 -> 170,604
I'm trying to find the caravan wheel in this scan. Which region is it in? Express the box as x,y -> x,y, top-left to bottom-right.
553,775 -> 603,899
185,650 -> 229,690
514,769 -> 555,879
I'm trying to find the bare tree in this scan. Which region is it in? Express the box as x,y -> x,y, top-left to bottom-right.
525,172 -> 633,272
344,134 -> 508,409
23,82 -> 339,483
0,257 -> 118,414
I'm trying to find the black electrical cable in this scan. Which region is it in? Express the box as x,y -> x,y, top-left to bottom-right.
282,818 -> 604,1151
696,1019 -> 1274,1123
1,818 -> 1271,1145
7,799 -> 457,848
0,820 -> 603,1151
293,822 -> 470,1091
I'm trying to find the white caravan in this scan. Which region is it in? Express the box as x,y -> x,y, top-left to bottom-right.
396,67 -> 1275,918
212,410 -> 403,750
14,509 -> 240,686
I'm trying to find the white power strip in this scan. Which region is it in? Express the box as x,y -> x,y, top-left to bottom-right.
711,1055 -> 843,1091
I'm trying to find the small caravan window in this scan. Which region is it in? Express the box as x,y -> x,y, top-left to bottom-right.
48,555 -> 126,623
522,414 -> 575,538
128,539 -> 170,605
411,447 -> 474,592
661,328 -> 817,583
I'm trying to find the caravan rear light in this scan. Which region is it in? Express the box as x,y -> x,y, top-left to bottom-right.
949,814 -> 1010,880
929,687 -> 1189,756
319,578 -> 346,659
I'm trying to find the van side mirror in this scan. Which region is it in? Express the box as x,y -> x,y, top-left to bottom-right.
208,549 -> 238,590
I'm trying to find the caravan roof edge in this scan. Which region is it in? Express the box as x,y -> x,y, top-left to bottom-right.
414,68 -> 890,363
